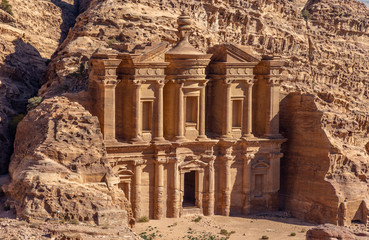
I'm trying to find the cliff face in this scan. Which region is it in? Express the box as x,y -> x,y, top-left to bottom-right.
0,0 -> 79,174
2,0 -> 369,225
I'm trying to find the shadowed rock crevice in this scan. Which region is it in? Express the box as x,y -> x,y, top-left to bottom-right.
0,38 -> 46,174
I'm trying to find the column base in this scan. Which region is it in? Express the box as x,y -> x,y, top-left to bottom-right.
175,136 -> 187,143
221,134 -> 234,140
130,136 -> 146,144
152,137 -> 169,144
103,138 -> 119,145
242,133 -> 255,139
196,135 -> 208,141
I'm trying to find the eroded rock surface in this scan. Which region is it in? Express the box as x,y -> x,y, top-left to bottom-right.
306,224 -> 369,240
2,97 -> 131,225
36,0 -> 369,225
0,0 -> 368,227
0,0 -> 79,174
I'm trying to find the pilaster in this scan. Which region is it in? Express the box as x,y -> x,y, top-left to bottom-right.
243,78 -> 256,138
154,152 -> 167,219
175,81 -> 186,142
90,56 -> 121,143
242,151 -> 255,215
133,159 -> 146,219
197,81 -> 208,140
131,80 -> 146,144
153,79 -> 167,143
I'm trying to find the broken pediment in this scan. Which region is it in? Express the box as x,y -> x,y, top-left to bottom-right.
180,159 -> 208,170
209,44 -> 260,63
132,41 -> 170,63
251,160 -> 270,170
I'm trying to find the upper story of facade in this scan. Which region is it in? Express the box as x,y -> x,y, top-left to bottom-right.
88,14 -> 284,147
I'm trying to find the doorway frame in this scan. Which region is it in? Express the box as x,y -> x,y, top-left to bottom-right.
178,159 -> 207,215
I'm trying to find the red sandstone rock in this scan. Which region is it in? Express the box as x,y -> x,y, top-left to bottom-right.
306,224 -> 369,240
2,97 -> 131,226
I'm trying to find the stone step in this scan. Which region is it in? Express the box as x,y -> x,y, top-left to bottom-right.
182,207 -> 203,216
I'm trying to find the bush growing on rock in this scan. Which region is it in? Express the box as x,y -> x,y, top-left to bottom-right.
0,0 -> 13,16
26,96 -> 43,111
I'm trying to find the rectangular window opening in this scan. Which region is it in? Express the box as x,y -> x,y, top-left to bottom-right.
254,174 -> 264,197
142,101 -> 153,131
186,96 -> 198,124
232,100 -> 242,128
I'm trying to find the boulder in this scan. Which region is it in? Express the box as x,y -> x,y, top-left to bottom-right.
2,96 -> 131,225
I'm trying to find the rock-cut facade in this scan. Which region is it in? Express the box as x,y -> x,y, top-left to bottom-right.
88,14 -> 286,220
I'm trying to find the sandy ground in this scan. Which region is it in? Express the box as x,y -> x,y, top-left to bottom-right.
135,212 -> 316,240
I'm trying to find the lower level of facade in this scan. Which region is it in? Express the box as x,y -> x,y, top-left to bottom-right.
106,137 -> 284,219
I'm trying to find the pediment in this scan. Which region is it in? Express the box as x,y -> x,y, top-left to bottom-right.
251,161 -> 269,169
132,41 -> 170,63
209,44 -> 260,63
180,159 -> 208,170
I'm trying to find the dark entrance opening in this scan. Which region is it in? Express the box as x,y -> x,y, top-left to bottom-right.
183,171 -> 196,207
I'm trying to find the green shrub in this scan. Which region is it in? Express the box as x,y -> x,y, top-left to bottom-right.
193,216 -> 202,222
261,236 -> 269,240
137,216 -> 149,223
220,229 -> 235,238
107,37 -> 119,47
302,9 -> 311,21
27,96 -> 43,111
69,219 -> 79,225
290,232 -> 296,236
0,0 -> 13,16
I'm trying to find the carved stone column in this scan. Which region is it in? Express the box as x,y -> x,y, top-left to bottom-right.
176,82 -> 185,141
197,82 -> 208,140
134,160 -> 145,219
221,146 -> 233,216
242,152 -> 254,215
207,156 -> 215,216
131,80 -> 145,143
172,158 -> 180,218
264,78 -> 281,138
223,80 -> 233,138
196,170 -> 204,209
153,80 -> 166,142
154,154 -> 166,219
90,57 -> 121,142
243,80 -> 255,138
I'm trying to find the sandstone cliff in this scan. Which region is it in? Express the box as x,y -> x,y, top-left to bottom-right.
36,0 -> 369,225
2,96 -> 131,225
0,0 -> 78,174
0,0 -> 368,226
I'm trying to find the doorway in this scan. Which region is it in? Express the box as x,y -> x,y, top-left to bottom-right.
183,171 -> 196,207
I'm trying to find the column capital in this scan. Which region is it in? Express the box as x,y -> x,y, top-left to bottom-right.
155,79 -> 168,87
245,77 -> 256,85
269,152 -> 283,159
133,159 -> 147,166
243,152 -> 255,161
153,158 -> 168,165
257,75 -> 281,85
132,79 -> 146,85
173,79 -> 185,86
222,79 -> 236,85
199,79 -> 209,87
94,78 -> 121,87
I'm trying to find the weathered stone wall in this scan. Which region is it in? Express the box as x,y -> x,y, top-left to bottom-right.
279,93 -> 339,223
280,92 -> 369,225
